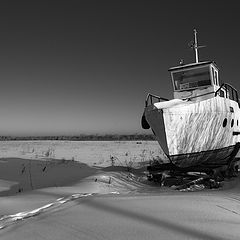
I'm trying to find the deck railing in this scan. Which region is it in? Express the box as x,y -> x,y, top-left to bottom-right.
145,83 -> 240,107
145,93 -> 169,107
215,83 -> 239,104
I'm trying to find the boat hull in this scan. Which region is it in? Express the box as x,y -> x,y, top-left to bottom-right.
144,96 -> 240,168
170,144 -> 240,168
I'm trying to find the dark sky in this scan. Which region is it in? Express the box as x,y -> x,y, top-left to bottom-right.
0,1 -> 239,135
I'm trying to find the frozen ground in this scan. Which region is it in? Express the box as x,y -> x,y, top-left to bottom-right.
0,141 -> 239,239
0,140 -> 165,166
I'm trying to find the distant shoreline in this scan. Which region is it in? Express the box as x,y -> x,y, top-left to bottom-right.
0,134 -> 156,141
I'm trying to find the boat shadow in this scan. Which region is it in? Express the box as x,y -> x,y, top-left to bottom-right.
0,158 -> 98,196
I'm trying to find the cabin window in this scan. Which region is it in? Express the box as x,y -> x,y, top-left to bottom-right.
212,67 -> 216,85
215,70 -> 219,86
172,66 -> 211,91
211,67 -> 219,86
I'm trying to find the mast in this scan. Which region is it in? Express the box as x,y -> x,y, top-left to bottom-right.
193,29 -> 199,63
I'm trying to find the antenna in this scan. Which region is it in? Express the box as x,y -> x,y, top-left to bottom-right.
189,29 -> 206,63
193,29 -> 199,63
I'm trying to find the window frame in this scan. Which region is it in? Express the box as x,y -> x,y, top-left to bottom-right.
171,65 -> 213,91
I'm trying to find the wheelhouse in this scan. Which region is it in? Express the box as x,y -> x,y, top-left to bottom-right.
169,61 -> 220,100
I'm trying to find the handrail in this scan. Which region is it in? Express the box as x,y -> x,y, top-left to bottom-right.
215,83 -> 238,97
145,83 -> 239,107
215,83 -> 239,106
183,91 -> 215,101
145,93 -> 169,107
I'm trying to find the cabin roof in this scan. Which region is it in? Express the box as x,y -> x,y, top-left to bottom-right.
168,61 -> 219,72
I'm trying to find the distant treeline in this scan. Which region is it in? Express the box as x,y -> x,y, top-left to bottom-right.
0,134 -> 156,141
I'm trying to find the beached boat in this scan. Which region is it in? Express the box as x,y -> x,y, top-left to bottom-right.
142,30 -> 240,173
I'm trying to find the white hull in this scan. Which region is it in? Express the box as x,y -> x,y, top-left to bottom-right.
144,96 -> 240,168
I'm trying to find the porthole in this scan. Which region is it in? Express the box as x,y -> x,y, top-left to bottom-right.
223,118 -> 227,127
231,119 -> 234,128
